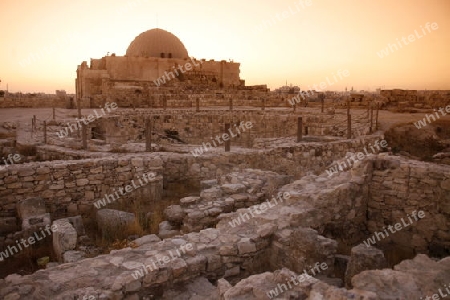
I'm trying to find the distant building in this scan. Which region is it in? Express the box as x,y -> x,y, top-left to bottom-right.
76,28 -> 244,107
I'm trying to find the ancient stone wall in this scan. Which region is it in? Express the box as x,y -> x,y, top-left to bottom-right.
0,157 -> 164,236
367,156 -> 450,254
34,135 -> 384,183
0,96 -> 70,109
89,110 -> 367,145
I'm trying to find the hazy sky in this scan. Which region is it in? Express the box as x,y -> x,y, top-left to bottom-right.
1,0 -> 449,93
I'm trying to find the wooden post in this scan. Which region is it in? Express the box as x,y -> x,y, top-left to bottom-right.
320,93 -> 324,113
77,98 -> 82,138
145,118 -> 152,152
224,123 -> 231,152
347,114 -> 352,139
82,123 -> 87,149
376,102 -> 380,130
297,117 -> 303,142
43,121 -> 47,144
196,98 -> 200,112
52,107 -> 55,120
369,102 -> 374,133
229,99 -> 233,111
347,96 -> 350,116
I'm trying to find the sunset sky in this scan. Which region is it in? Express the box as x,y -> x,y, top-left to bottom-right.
1,0 -> 449,93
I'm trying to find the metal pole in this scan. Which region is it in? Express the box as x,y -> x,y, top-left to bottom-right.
224,123 -> 231,152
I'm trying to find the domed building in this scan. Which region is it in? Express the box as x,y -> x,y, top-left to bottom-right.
76,28 -> 244,107
126,28 -> 189,59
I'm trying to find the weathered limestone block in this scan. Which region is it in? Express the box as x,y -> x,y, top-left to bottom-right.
132,234 -> 161,247
237,238 -> 257,255
345,244 -> 387,288
163,205 -> 185,224
220,183 -> 246,195
97,209 -> 136,235
22,213 -> 51,231
158,221 -> 180,239
53,219 -> 78,262
180,196 -> 201,207
200,179 -> 218,190
63,250 -> 85,263
60,215 -> 85,236
16,197 -> 46,219
274,227 -> 337,276
200,187 -> 222,200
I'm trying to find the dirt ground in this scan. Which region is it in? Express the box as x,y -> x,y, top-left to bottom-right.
1,107 -> 449,132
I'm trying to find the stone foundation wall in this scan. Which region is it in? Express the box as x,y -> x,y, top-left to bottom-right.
0,157 -> 164,234
91,110 -> 368,145
33,135 -> 385,184
0,97 -> 70,108
367,156 -> 450,254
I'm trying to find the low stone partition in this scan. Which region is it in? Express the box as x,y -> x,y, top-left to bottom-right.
0,96 -> 69,108
0,154 -> 449,298
0,156 -> 164,237
367,155 -> 450,255
160,169 -> 292,236
32,134 -> 385,185
82,109 -> 369,146
0,220 -> 338,299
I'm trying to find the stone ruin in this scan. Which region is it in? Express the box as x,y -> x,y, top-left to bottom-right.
0,27 -> 449,300
1,114 -> 450,299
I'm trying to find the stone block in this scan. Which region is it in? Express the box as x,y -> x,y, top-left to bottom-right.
17,197 -> 46,219
345,244 -> 387,288
63,250 -> 85,263
53,219 -> 78,262
200,187 -> 222,200
97,209 -> 136,236
237,238 -> 256,254
59,216 -> 86,236
221,184 -> 246,195
22,213 -> 51,231
163,205 -> 185,223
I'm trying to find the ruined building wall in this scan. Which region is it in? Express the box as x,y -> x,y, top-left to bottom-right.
367,156 -> 450,254
0,157 -> 164,237
76,56 -> 241,102
0,97 -> 70,109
